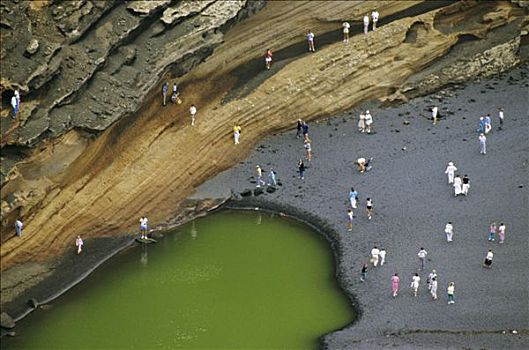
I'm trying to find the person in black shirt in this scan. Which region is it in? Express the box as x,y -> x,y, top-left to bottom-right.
462,174 -> 470,195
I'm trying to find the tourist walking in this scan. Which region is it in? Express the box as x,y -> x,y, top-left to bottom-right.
360,264 -> 368,282
298,159 -> 306,180
498,108 -> 504,129
445,222 -> 454,242
483,249 -> 494,268
365,197 -> 373,220
363,14 -> 370,35
162,82 -> 168,106
379,248 -> 386,266
370,246 -> 380,267
488,222 -> 497,241
478,117 -> 485,133
267,168 -> 277,186
306,30 -> 315,52
484,114 -> 492,134
364,110 -> 373,134
479,133 -> 487,154
462,174 -> 470,195
342,21 -> 350,43
432,106 -> 438,125
498,223 -> 506,244
453,175 -> 462,196
410,273 -> 420,297
11,90 -> 20,119
264,48 -> 273,70
445,162 -> 457,184
304,139 -> 312,162
189,104 -> 197,126
296,119 -> 303,138
76,235 -> 84,254
349,187 -> 358,210
15,219 -> 23,237
255,165 -> 266,187
140,216 -> 148,239
371,10 -> 379,31
391,273 -> 400,297
427,269 -> 437,290
233,125 -> 242,144
430,277 -> 438,300
447,282 -> 455,304
418,247 -> 428,270
347,209 -> 353,232
171,82 -> 180,104
302,121 -> 309,139
358,111 -> 366,132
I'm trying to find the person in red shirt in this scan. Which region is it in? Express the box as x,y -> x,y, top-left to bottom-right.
264,49 -> 273,70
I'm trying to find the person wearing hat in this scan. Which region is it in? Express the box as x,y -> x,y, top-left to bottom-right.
444,162 -> 457,184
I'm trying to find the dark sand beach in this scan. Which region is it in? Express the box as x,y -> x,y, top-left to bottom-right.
191,64 -> 529,349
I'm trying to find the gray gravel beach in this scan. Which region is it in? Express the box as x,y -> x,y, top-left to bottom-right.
192,64 -> 529,349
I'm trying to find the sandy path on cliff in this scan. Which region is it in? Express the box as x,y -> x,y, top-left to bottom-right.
1,0 -> 525,270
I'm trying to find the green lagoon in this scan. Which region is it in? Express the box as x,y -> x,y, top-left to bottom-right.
4,211 -> 354,349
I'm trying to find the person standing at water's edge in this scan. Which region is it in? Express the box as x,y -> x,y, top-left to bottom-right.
391,273 -> 400,297
76,235 -> 84,254
189,104 -> 197,126
140,216 -> 148,239
15,219 -> 23,237
306,30 -> 315,52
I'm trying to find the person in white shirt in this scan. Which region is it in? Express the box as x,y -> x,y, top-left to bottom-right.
410,273 -> 420,297
15,219 -> 23,237
430,277 -> 438,300
358,112 -> 366,132
453,175 -> 462,196
378,248 -> 386,266
444,222 -> 454,242
306,30 -> 315,52
444,162 -> 457,184
76,235 -> 84,254
140,216 -> 148,239
427,269 -> 437,290
189,104 -> 197,126
498,223 -> 506,244
342,22 -> 350,43
255,165 -> 265,187
483,249 -> 493,268
363,14 -> 369,35
432,106 -> 438,125
371,10 -> 379,31
11,92 -> 19,119
364,110 -> 373,134
370,246 -> 380,267
479,133 -> 487,154
498,107 -> 504,129
418,247 -> 428,270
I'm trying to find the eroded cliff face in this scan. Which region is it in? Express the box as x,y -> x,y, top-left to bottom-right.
0,1 -> 527,296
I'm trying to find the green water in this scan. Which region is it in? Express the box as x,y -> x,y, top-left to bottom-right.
4,211 -> 354,349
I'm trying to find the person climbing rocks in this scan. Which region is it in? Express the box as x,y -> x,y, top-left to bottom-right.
15,219 -> 23,237
189,104 -> 197,126
363,14 -> 370,35
342,21 -> 350,43
264,48 -> 273,70
371,10 -> 379,31
162,82 -> 168,106
445,162 -> 457,184
479,133 -> 487,155
11,90 -> 20,119
76,235 -> 84,254
306,30 -> 315,52
140,216 -> 148,239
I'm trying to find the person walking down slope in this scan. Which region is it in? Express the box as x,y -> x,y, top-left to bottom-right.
298,159 -> 306,180
453,175 -> 463,196
445,222 -> 454,242
358,111 -> 366,132
342,21 -> 350,43
360,263 -> 368,282
479,133 -> 487,155
391,273 -> 400,297
371,10 -> 379,31
430,277 -> 438,300
498,107 -> 504,130
418,247 -> 428,270
349,187 -> 358,210
162,82 -> 168,106
264,48 -> 273,70
347,209 -> 353,232
233,125 -> 242,144
447,282 -> 455,304
370,246 -> 380,267
15,219 -> 23,237
304,139 -> 312,162
488,222 -> 497,241
363,14 -> 370,35
478,117 -> 485,133
296,119 -> 303,138
498,223 -> 506,244
267,168 -> 277,186
483,249 -> 494,268
365,197 -> 374,220
76,235 -> 84,255
410,273 -> 420,297
445,162 -> 457,184
462,174 -> 470,195
189,104 -> 197,126
306,30 -> 315,52
379,248 -> 386,266
255,165 -> 266,187
427,269 -> 437,291
11,90 -> 20,119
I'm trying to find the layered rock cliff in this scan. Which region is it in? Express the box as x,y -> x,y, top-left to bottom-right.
1,0 -> 528,304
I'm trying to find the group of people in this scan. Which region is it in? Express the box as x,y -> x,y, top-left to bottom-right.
255,165 -> 277,188
357,110 -> 374,134
444,162 -> 470,197
477,109 -> 505,154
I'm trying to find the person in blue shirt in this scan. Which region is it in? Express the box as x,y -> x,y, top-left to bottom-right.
349,187 -> 358,210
